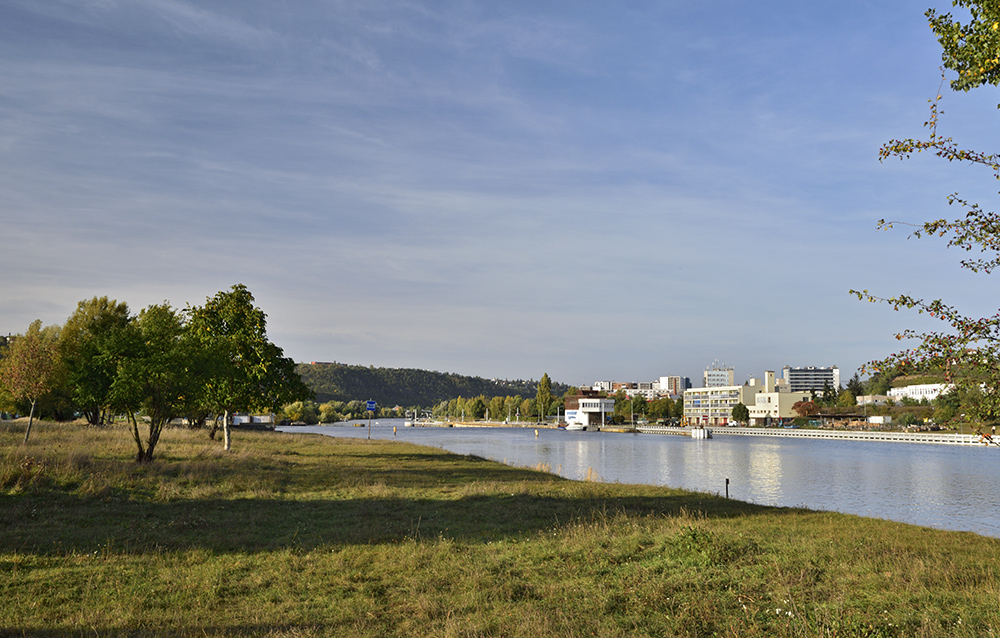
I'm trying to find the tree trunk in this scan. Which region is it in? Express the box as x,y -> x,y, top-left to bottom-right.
129,413 -> 147,463
223,410 -> 232,451
22,399 -> 36,444
208,415 -> 219,440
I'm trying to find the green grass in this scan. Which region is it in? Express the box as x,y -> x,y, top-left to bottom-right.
2,420 -> 999,637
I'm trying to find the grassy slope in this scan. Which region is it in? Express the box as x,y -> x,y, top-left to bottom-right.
1,421 -> 999,637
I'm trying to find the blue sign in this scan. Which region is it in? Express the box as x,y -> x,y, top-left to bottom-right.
366,400 -> 376,411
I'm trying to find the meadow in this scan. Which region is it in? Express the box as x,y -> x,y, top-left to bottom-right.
2,420 -> 999,637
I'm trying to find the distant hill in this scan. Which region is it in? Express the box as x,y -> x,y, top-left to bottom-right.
296,363 -> 571,408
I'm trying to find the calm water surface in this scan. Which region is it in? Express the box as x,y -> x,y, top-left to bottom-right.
281,420 -> 1000,537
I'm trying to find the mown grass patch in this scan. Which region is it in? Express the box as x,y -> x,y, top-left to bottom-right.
2,420 -> 1000,636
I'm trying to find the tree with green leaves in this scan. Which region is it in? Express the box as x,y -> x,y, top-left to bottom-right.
467,396 -> 487,420
852,1 -> 1000,424
0,320 -> 61,443
488,395 -> 504,422
630,395 -> 647,423
519,398 -> 534,420
934,387 -> 962,423
108,304 -> 204,463
535,373 -> 553,421
837,389 -> 857,408
731,402 -> 750,425
187,284 -> 311,451
59,296 -> 131,426
846,372 -> 865,399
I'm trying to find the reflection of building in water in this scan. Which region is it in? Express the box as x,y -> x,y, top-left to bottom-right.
745,440 -> 784,504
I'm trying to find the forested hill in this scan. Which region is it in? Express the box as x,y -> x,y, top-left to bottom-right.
296,363 -> 570,408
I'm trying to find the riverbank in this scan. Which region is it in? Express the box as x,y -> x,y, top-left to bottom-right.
638,424 -> 987,445
3,420 -> 999,636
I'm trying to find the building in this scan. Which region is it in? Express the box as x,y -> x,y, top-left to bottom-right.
857,395 -> 890,407
746,372 -> 812,425
703,361 -> 735,388
684,381 -> 762,426
564,387 -> 616,429
592,377 -> 689,400
888,383 -> 953,403
655,375 -> 691,397
782,366 -> 840,393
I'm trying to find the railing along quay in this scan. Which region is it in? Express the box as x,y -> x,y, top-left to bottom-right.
636,425 -> 985,446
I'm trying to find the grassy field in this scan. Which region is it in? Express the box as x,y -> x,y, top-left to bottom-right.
2,420 -> 999,637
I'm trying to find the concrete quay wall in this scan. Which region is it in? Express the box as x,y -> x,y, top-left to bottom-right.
707,426 -> 984,446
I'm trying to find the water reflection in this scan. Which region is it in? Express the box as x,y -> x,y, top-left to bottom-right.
282,421 -> 1000,537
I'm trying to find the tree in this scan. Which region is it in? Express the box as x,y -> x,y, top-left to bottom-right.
59,297 -> 131,426
488,395 -> 504,422
630,395 -> 647,422
821,381 -> 837,406
928,1 -> 1000,92
108,304 -> 203,463
648,397 -> 673,420
319,401 -> 343,423
0,320 -> 60,443
283,400 -> 319,424
535,373 -> 553,421
731,402 -> 750,424
837,389 -> 856,408
934,387 -> 962,423
467,396 -> 487,420
519,398 -> 534,419
864,371 -> 894,397
852,2 -> 1000,423
504,395 -> 522,421
187,284 -> 312,451
846,372 -> 865,398
792,401 -> 818,418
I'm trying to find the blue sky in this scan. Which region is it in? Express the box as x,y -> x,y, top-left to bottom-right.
3,0 -> 999,387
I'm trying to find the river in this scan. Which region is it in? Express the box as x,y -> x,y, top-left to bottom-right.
279,420 -> 1000,538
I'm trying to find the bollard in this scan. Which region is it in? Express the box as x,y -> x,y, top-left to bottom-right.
725,478 -> 729,498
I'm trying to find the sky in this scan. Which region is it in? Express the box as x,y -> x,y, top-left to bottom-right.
3,0 -> 1000,388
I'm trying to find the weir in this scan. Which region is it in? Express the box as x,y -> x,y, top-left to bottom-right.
637,425 -> 986,446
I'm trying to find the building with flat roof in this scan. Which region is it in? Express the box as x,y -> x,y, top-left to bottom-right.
564,388 -> 616,429
703,361 -> 735,388
782,366 -> 840,393
656,375 -> 691,397
746,372 -> 812,424
888,383 -> 953,403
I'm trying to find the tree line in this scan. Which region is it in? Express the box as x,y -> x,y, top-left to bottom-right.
296,362 -> 570,408
0,284 -> 311,462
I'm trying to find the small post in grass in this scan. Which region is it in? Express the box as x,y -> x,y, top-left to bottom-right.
725,478 -> 729,498
367,399 -> 376,439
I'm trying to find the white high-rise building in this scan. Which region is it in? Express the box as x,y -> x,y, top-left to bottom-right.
782,366 -> 840,393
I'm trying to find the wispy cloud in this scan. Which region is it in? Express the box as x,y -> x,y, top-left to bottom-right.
0,0 -> 989,382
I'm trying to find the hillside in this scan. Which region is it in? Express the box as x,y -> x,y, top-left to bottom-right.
296,362 -> 570,407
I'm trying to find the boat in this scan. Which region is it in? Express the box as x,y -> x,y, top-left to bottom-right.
564,422 -> 586,431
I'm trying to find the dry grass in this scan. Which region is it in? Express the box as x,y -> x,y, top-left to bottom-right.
1,419 -> 1000,637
